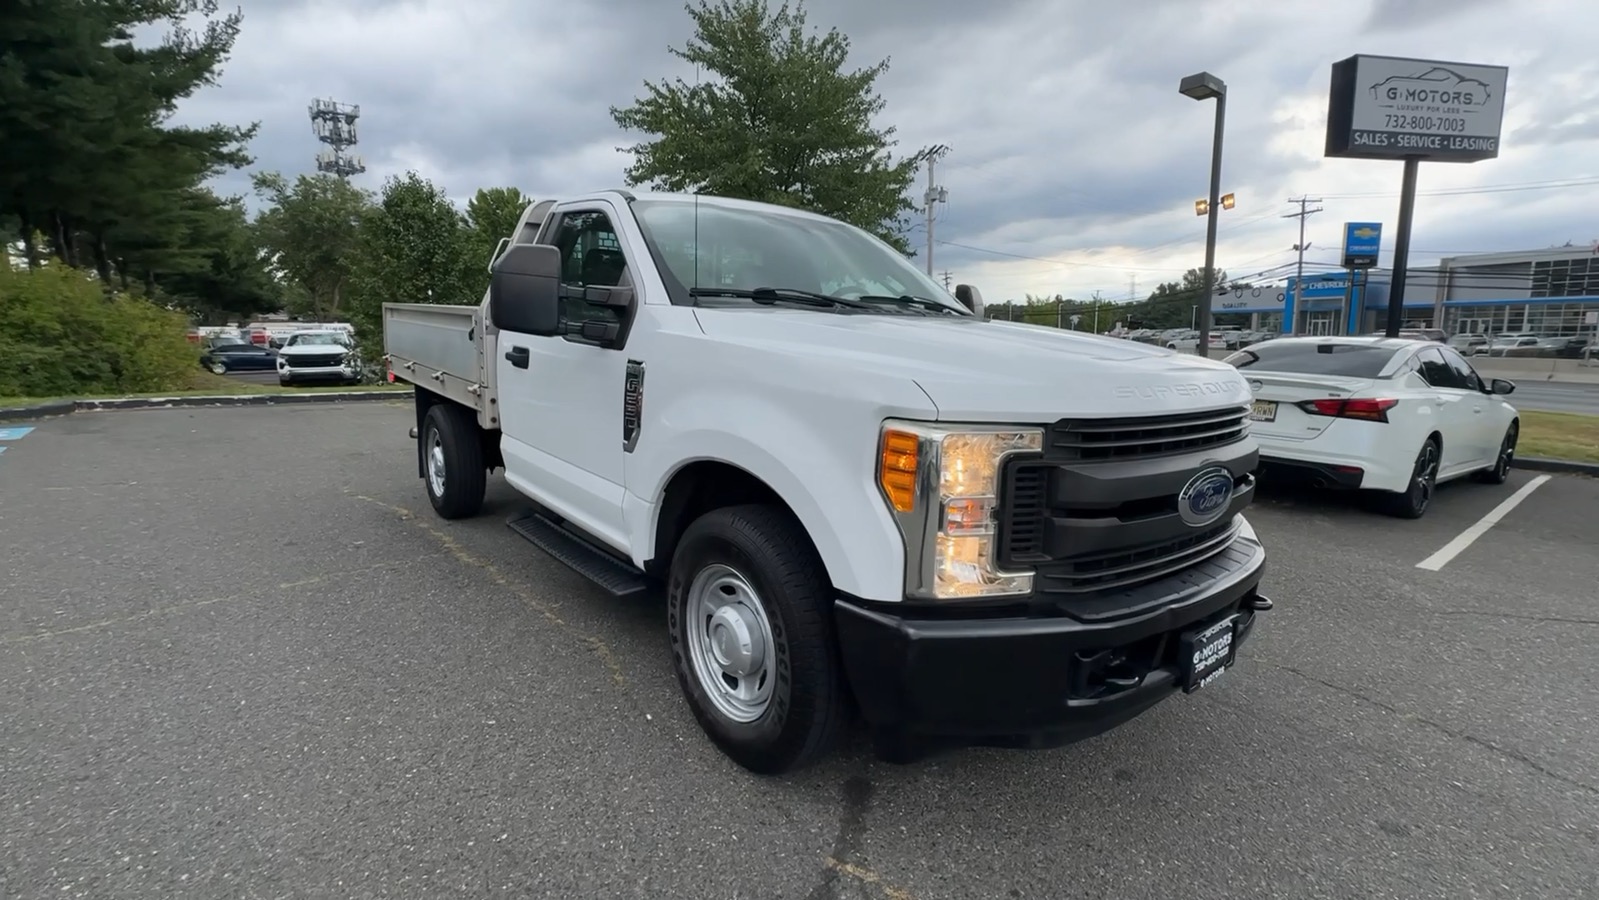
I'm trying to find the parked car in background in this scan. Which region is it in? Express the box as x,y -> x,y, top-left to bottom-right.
275,330 -> 362,386
1226,336 -> 1518,520
199,342 -> 278,375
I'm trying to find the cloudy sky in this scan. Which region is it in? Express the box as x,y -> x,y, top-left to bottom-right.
173,0 -> 1598,302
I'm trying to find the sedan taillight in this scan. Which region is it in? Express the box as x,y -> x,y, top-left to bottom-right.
1297,398 -> 1398,423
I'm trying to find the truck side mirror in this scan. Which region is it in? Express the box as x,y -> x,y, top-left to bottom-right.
954,284 -> 985,317
489,244 -> 563,336
485,236 -> 511,274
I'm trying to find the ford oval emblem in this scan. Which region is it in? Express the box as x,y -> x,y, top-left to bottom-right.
1178,467 -> 1234,528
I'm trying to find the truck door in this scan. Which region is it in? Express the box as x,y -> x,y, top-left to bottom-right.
496,204 -> 634,549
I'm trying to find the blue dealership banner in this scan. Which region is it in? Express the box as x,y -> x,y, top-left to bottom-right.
1342,222 -> 1382,269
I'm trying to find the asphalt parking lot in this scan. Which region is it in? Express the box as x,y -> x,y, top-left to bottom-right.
2,404 -> 1596,900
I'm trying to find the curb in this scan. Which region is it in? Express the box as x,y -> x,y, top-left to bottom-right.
0,389 -> 408,422
0,399 -> 76,422
1512,456 -> 1599,477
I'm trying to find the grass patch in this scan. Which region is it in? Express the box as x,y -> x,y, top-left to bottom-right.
1519,410 -> 1599,464
0,369 -> 410,408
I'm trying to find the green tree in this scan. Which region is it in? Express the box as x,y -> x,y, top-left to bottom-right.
0,0 -> 255,277
1118,267 -> 1230,330
346,172 -> 473,345
610,0 -> 925,253
251,172 -> 372,320
157,190 -> 284,322
462,186 -> 532,290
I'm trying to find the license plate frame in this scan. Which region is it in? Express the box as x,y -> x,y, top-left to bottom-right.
1248,400 -> 1278,423
1179,614 -> 1238,693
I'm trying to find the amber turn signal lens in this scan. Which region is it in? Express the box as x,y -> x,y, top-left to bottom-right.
879,429 -> 919,512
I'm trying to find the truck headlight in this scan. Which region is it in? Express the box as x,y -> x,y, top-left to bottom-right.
877,420 -> 1044,600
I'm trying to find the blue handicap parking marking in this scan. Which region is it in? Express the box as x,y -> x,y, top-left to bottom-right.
0,426 -> 36,441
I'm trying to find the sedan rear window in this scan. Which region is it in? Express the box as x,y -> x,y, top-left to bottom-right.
1223,342 -> 1398,377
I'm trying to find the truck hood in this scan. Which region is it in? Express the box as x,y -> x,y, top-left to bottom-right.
692,309 -> 1251,420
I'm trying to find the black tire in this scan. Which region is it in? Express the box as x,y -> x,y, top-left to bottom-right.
421,403 -> 486,519
667,504 -> 847,775
1476,423 -> 1517,485
209,361 -> 228,375
279,375 -> 292,387
1379,437 -> 1440,519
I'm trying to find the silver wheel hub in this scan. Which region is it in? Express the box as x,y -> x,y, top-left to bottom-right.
685,564 -> 776,723
426,430 -> 446,497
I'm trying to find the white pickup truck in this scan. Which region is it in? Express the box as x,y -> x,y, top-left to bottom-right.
382,190 -> 1273,774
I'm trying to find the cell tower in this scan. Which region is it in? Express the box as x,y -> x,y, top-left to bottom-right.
308,97 -> 366,178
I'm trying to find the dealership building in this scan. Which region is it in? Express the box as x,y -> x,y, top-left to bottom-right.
1216,244 -> 1599,337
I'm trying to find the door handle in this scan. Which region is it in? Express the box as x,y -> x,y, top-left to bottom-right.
504,346 -> 530,369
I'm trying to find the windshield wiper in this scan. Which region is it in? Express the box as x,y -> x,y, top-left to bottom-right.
855,294 -> 964,315
687,286 -> 874,310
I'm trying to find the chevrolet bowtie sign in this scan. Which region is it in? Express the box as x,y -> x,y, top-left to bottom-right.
1342,222 -> 1383,269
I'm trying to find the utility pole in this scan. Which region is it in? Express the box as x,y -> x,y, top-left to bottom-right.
940,270 -> 953,291
923,145 -> 950,276
1091,290 -> 1103,333
1128,275 -> 1138,303
1284,196 -> 1323,335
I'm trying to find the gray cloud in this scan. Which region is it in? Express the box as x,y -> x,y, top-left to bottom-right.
170,0 -> 1598,300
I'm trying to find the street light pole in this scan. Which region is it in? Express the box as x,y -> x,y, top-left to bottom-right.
1180,72 -> 1227,359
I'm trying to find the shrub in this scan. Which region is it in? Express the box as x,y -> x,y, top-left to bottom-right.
0,265 -> 198,398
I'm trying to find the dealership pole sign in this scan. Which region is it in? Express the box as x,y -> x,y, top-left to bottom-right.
1325,54 -> 1507,337
1342,222 -> 1382,269
1325,55 -> 1508,162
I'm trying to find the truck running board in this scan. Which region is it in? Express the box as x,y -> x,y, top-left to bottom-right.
506,510 -> 651,598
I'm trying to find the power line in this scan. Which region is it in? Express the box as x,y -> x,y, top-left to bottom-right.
1316,176 -> 1599,200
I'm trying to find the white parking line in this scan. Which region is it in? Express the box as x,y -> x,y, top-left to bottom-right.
1415,475 -> 1552,571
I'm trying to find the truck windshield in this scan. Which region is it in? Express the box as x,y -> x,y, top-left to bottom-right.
630,198 -> 968,315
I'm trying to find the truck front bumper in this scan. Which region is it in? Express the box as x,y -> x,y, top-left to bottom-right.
834,535 -> 1269,747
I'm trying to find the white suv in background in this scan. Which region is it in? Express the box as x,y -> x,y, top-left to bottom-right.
275,330 -> 361,387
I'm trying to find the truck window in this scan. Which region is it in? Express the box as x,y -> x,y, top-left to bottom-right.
549,210 -> 630,327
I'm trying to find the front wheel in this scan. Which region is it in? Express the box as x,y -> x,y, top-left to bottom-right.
1378,438 -> 1440,519
421,403 -> 486,519
667,504 -> 847,775
209,361 -> 228,375
1477,424 -> 1517,484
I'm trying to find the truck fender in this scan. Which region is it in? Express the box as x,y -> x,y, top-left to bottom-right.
628,424 -> 907,604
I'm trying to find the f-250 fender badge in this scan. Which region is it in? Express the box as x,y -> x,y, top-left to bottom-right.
623,359 -> 645,452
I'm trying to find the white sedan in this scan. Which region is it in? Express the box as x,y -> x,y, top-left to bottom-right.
1223,336 -> 1520,518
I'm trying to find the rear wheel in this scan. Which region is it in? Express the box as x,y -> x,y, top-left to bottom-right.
209,361 -> 228,375
1476,423 -> 1517,484
667,504 -> 846,775
421,403 -> 486,519
1379,437 -> 1440,519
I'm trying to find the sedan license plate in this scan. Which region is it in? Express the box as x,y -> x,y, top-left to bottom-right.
1180,615 -> 1237,693
1248,400 -> 1278,423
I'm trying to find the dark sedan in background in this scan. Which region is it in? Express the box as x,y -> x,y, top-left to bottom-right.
200,342 -> 277,375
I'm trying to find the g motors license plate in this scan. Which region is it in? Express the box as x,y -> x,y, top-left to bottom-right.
1249,400 -> 1278,422
1180,615 -> 1238,693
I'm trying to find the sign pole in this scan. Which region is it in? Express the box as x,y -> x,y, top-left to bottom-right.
1384,157 -> 1421,337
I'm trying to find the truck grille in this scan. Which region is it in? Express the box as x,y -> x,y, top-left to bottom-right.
1033,520 -> 1241,595
1048,405 -> 1249,460
994,405 -> 1257,603
286,353 -> 345,368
